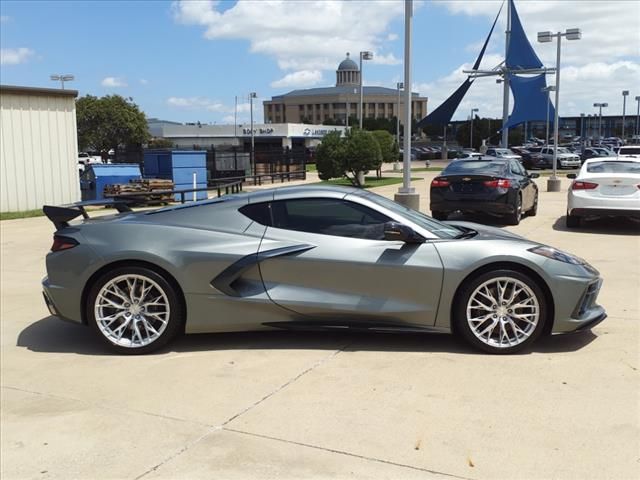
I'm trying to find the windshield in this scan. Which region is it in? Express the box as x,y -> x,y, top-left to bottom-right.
586,161 -> 640,174
556,147 -> 570,154
442,161 -> 507,176
362,191 -> 462,239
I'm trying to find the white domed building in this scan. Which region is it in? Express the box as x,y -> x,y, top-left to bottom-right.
264,53 -> 428,126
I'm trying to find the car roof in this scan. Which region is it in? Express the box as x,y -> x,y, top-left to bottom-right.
583,156 -> 640,164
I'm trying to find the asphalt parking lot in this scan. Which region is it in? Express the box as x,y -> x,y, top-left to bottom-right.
1,172 -> 639,480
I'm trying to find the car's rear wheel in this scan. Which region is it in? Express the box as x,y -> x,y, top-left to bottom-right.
454,269 -> 547,354
431,211 -> 448,221
506,194 -> 522,225
87,266 -> 183,354
566,212 -> 581,228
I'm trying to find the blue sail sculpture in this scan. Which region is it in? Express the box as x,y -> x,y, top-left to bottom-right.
417,2 -> 503,128
417,0 -> 553,131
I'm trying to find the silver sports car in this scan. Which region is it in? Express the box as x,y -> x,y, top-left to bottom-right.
42,185 -> 606,354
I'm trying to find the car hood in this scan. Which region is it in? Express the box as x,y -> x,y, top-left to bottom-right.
445,220 -> 530,242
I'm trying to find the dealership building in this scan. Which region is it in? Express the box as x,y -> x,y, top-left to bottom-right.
148,121 -> 348,151
263,53 -> 428,125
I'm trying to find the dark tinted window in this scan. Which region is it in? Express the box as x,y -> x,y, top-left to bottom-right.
442,161 -> 508,176
271,198 -> 390,240
239,203 -> 272,226
586,161 -> 640,174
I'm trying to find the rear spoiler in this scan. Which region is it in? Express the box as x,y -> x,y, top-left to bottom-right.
43,199 -> 132,230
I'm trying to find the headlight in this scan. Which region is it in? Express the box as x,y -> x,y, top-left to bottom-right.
528,245 -> 584,265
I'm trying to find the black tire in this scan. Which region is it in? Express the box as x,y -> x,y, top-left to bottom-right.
453,269 -> 548,354
528,192 -> 538,217
566,212 -> 581,228
432,211 -> 448,221
505,193 -> 522,225
86,266 -> 183,354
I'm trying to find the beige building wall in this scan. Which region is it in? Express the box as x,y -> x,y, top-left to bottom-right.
1,86 -> 80,212
264,94 -> 427,125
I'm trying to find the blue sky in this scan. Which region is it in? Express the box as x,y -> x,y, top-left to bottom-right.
2,1 -> 638,124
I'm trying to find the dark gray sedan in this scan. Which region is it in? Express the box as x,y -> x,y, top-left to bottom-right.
42,186 -> 605,354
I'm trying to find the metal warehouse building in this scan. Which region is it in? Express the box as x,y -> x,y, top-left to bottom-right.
1,85 -> 80,213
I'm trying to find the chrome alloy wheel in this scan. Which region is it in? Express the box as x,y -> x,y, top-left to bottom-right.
94,274 -> 170,348
466,276 -> 540,349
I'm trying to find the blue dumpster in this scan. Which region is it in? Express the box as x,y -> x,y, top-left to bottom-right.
80,164 -> 142,201
143,150 -> 207,201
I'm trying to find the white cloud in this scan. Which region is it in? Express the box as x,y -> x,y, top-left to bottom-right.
167,97 -> 257,121
387,33 -> 398,41
0,47 -> 34,65
101,77 -> 128,87
172,0 -> 404,83
0,15 -> 11,23
139,78 -> 149,85
270,70 -> 323,88
417,1 -> 640,121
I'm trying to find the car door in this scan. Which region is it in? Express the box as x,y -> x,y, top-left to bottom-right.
256,196 -> 444,328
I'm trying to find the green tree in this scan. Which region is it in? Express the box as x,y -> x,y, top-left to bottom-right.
315,130 -> 344,181
343,129 -> 382,187
76,94 -> 150,153
371,130 -> 398,163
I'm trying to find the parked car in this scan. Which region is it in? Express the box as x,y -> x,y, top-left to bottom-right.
42,186 -> 605,355
430,158 -> 539,225
617,146 -> 640,157
485,148 -> 523,162
566,156 -> 640,227
511,147 -> 551,170
581,147 -> 615,164
456,152 -> 486,160
529,147 -> 580,169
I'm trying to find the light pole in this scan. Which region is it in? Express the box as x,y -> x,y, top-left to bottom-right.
622,90 -> 629,141
542,85 -> 556,145
50,74 -> 74,89
580,113 -> 585,148
636,96 -> 640,139
249,92 -> 257,175
469,108 -> 479,149
593,102 -> 608,141
394,0 -> 419,209
396,82 -> 404,148
358,51 -> 373,129
538,27 -> 581,192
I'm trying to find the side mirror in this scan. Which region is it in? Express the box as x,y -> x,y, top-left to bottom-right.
383,222 -> 425,243
528,172 -> 540,179
566,173 -> 577,179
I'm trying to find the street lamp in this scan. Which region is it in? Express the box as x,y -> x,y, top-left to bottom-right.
542,85 -> 556,145
622,90 -> 629,141
580,113 -> 585,148
396,82 -> 403,150
636,96 -> 640,139
249,92 -> 257,175
359,51 -> 374,129
538,27 -> 581,192
469,108 -> 479,149
593,102 -> 608,140
50,74 -> 74,89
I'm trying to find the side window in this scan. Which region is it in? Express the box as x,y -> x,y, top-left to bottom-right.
239,203 -> 272,226
510,161 -> 526,176
270,198 -> 391,240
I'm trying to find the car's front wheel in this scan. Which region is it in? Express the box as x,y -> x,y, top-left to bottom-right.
454,269 -> 547,354
87,266 -> 183,354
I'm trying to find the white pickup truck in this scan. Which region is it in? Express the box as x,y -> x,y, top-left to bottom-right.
529,146 -> 580,168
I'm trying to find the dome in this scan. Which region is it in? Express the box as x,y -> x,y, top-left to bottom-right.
337,53 -> 359,71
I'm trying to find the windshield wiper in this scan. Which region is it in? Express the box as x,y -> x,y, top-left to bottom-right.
454,228 -> 478,239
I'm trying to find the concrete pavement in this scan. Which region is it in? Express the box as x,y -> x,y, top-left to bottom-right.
1,172 -> 638,479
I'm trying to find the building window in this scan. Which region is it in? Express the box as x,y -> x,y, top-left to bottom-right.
275,104 -> 280,112
275,116 -> 280,122
323,103 -> 329,109
368,103 -> 375,109
315,104 -> 321,110
316,114 -> 321,121
350,103 -> 358,111
268,105 -> 272,112
378,103 -> 385,109
299,105 -> 304,111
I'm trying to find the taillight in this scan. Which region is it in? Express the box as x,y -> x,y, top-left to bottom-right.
51,235 -> 78,252
431,178 -> 450,187
483,179 -> 511,188
571,181 -> 598,190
